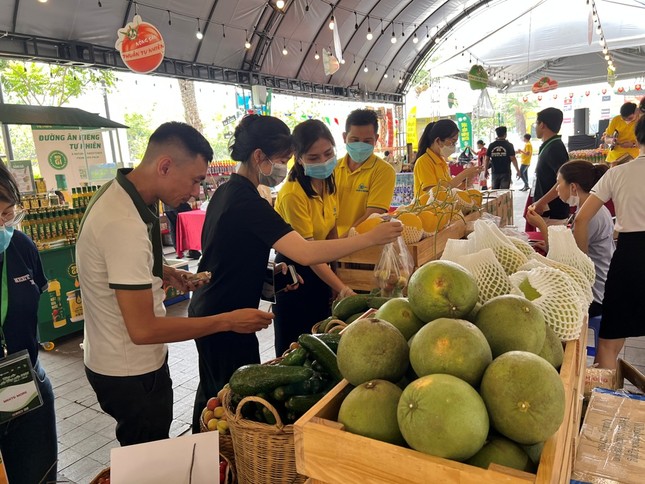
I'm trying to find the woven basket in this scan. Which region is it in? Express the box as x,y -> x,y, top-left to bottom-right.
222,387 -> 306,484
199,407 -> 236,477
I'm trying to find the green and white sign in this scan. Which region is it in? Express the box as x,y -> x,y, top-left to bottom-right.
32,126 -> 107,189
456,113 -> 473,150
8,160 -> 36,194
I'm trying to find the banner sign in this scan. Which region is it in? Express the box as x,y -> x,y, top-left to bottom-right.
456,113 -> 473,149
406,106 -> 417,150
8,160 -> 35,194
115,15 -> 165,74
31,126 -> 107,189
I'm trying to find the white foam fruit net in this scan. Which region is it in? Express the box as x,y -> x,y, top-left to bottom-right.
508,236 -> 536,259
510,267 -> 585,341
471,220 -> 528,275
531,253 -> 593,307
547,226 -> 596,286
440,238 -> 473,263
456,248 -> 512,305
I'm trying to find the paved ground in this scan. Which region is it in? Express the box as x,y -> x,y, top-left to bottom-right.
40,174 -> 645,483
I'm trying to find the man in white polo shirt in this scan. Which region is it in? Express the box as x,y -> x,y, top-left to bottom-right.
76,122 -> 273,446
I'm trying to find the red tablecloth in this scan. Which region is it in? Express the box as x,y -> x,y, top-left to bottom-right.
176,210 -> 206,256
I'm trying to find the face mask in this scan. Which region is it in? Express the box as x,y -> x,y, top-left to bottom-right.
303,156 -> 337,179
440,143 -> 457,158
345,142 -> 374,164
0,225 -> 14,253
566,194 -> 579,207
258,159 -> 288,187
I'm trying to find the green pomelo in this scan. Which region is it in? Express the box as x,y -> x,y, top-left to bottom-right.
337,318 -> 409,385
338,379 -> 405,445
407,260 -> 479,323
522,441 -> 546,467
474,295 -> 546,358
518,278 -> 541,301
468,65 -> 489,90
398,374 -> 489,461
410,318 -> 492,387
466,435 -> 534,472
480,351 -> 565,444
375,298 -> 425,340
464,302 -> 482,323
538,324 -> 564,370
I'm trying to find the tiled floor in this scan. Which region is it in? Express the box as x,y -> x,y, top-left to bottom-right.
40,178 -> 645,483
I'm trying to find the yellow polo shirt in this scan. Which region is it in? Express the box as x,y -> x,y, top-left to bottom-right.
413,148 -> 451,197
605,115 -> 639,163
334,154 -> 396,237
275,179 -> 337,240
521,142 -> 533,165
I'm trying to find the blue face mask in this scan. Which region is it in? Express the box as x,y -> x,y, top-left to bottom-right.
345,142 -> 374,164
303,156 -> 337,179
0,225 -> 14,253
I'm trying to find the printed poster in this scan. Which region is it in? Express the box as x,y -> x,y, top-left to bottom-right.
31,126 -> 107,189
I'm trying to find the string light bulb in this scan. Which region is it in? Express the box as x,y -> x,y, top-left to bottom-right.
363,65 -> 368,73
384,72 -> 388,79
391,25 -> 397,44
413,33 -> 418,44
196,19 -> 203,40
276,0 -> 285,9
366,17 -> 373,40
314,50 -> 320,60
329,15 -> 335,30
282,39 -> 288,55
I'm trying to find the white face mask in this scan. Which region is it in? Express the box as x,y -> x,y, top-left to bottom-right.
565,186 -> 579,207
440,143 -> 457,158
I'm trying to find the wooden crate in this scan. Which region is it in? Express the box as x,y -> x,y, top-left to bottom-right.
294,324 -> 587,484
337,191 -> 513,291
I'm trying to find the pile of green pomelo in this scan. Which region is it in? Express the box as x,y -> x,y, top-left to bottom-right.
335,260 -> 567,473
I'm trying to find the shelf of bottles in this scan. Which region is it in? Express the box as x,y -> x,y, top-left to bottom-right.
569,149 -> 608,164
21,185 -> 100,250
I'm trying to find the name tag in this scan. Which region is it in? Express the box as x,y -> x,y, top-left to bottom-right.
0,350 -> 43,424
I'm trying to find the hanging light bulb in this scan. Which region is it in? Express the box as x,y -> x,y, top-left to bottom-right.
282,39 -> 288,55
329,15 -> 335,30
413,33 -> 418,44
398,77 -> 403,84
599,37 -> 605,47
245,39 -> 251,49
426,26 -> 429,39
314,51 -> 320,60
363,65 -> 368,73
602,47 -> 608,54
276,0 -> 285,9
391,25 -> 397,44
384,72 -> 388,79
366,17 -> 373,40
340,58 -> 345,64
196,19 -> 203,40
604,54 -> 610,60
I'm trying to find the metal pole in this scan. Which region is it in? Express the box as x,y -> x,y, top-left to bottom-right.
102,81 -> 117,164
0,81 -> 15,162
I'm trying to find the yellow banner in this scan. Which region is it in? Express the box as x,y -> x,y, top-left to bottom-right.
406,106 -> 417,150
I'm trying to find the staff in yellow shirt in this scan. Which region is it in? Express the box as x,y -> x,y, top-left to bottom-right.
413,119 -> 481,197
274,120 -> 355,354
516,133 -> 533,191
603,102 -> 640,164
334,109 -> 396,237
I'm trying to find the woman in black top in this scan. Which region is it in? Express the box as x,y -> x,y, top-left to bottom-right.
0,163 -> 57,484
189,115 -> 402,430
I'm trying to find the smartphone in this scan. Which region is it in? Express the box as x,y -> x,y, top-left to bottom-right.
261,264 -> 298,302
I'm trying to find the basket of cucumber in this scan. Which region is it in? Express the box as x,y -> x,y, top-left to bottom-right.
222,387 -> 306,484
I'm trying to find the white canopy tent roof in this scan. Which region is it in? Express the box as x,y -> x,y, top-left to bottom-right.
0,0 -> 643,100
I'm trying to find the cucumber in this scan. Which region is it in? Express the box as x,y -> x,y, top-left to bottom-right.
261,406 -> 277,425
367,296 -> 391,309
285,392 -> 326,414
345,311 -> 366,324
298,334 -> 342,382
314,333 -> 341,353
280,346 -> 308,366
314,316 -> 334,333
271,378 -> 321,401
229,364 -> 313,396
332,294 -> 370,320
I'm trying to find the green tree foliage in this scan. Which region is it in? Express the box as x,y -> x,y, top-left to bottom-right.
123,112 -> 153,164
0,60 -> 116,106
473,93 -> 539,143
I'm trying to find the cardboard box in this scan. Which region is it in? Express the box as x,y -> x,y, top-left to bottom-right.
584,359 -> 645,398
572,389 -> 645,484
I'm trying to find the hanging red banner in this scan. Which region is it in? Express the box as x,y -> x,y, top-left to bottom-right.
116,15 -> 165,74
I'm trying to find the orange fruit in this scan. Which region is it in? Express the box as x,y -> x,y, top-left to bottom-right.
467,189 -> 483,207
418,211 -> 440,233
455,190 -> 474,206
355,217 -> 383,234
396,212 -> 423,230
418,193 -> 430,205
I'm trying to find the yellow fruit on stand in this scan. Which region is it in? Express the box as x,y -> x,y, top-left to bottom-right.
395,212 -> 423,230
467,189 -> 483,207
455,190 -> 474,207
355,217 -> 383,234
203,410 -> 215,423
418,193 -> 430,205
213,406 -> 225,418
207,418 -> 219,431
418,211 -> 440,233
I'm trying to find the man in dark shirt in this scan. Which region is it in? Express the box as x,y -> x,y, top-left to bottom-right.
484,126 -> 520,189
529,108 -> 570,223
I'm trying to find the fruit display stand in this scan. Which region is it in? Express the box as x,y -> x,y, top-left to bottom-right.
294,322 -> 587,484
338,190 -> 513,292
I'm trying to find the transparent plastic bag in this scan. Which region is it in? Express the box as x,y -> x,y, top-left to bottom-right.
374,236 -> 414,297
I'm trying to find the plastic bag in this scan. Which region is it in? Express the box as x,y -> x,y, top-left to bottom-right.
374,236 -> 414,297
458,147 -> 474,163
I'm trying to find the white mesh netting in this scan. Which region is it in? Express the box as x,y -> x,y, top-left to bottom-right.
440,238 -> 473,263
531,253 -> 593,307
471,220 -> 528,275
510,267 -> 585,341
508,236 -> 536,259
547,226 -> 596,285
456,248 -> 512,304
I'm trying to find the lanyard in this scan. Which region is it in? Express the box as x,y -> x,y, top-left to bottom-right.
0,256 -> 7,356
538,135 -> 561,154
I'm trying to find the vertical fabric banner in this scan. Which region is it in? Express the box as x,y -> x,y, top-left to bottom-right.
406,106 -> 417,150
456,113 -> 473,149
